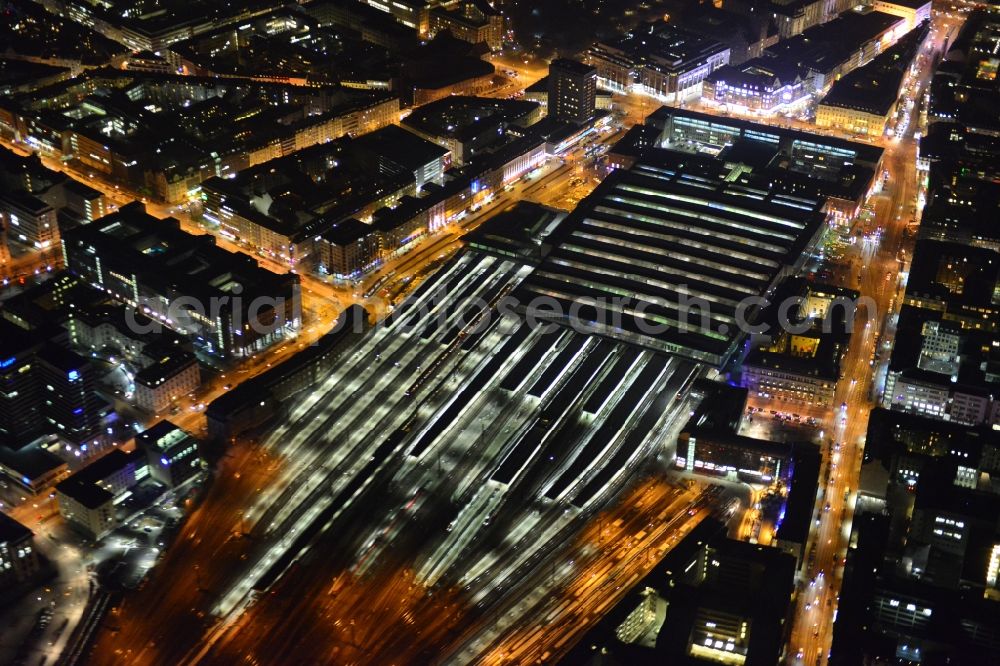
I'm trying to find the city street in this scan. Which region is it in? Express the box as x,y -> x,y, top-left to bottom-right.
782,11 -> 954,662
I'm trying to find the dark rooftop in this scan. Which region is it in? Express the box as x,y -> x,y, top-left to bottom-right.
134,351 -> 198,388
402,96 -> 539,141
774,445 -> 821,545
465,201 -> 561,264
549,58 -> 597,77
0,511 -> 33,544
320,219 -> 372,247
55,449 -> 144,509
819,21 -> 929,117
351,124 -> 450,174
0,445 -> 67,480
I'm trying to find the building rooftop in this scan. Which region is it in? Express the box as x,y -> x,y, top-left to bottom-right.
4,69 -> 397,194
61,179 -> 105,200
705,57 -> 803,91
819,20 -> 929,116
464,201 -> 562,264
932,10 -> 1000,136
743,276 -> 856,380
773,445 -> 821,545
351,124 -> 450,174
0,58 -> 68,94
648,106 -> 886,167
37,342 -> 89,376
0,190 -> 54,215
676,6 -> 773,65
0,0 -> 125,65
55,474 -> 114,509
865,406 -> 995,468
905,239 -> 1000,312
55,449 -> 143,509
320,219 -> 372,247
590,21 -> 730,76
647,106 -> 885,205
879,0 -> 931,9
0,445 -> 67,481
525,75 -> 549,94
763,10 -> 906,78
548,58 -> 597,77
683,379 -> 749,433
0,320 -> 41,361
134,350 -> 198,389
402,96 -> 540,142
514,147 -> 827,366
136,420 -> 196,454
62,202 -> 299,313
0,511 -> 33,545
561,519 -> 796,665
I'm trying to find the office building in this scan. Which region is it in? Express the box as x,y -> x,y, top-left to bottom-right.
401,96 -> 541,166
136,420 -> 202,488
865,408 -> 1000,493
57,179 -> 110,223
36,344 -> 108,446
741,278 -> 856,407
702,59 -> 809,115
62,203 -> 302,360
0,69 -> 399,202
429,0 -> 503,51
928,10 -> 1000,137
676,6 -> 777,66
134,352 -> 200,414
565,519 -> 797,665
902,240 -> 1000,332
56,449 -> 147,539
881,305 -> 1000,428
0,321 -> 45,445
918,123 -> 1000,252
200,138 -> 414,270
314,219 -> 381,279
872,0 -> 932,32
830,511 -> 1000,664
351,124 -> 450,192
646,106 -> 886,223
304,0 -> 422,53
0,445 -> 69,497
361,0 -> 430,35
711,9 -> 910,112
816,21 -> 928,136
0,190 -> 59,251
0,512 -> 41,590
68,302 -> 194,371
585,22 -> 730,102
0,321 -> 109,449
548,59 -> 597,126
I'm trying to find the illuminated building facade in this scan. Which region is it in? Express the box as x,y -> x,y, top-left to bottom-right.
548,59 -> 597,125
0,191 -> 59,251
136,420 -> 203,488
62,203 -> 302,360
134,352 -> 201,414
872,0 -> 931,32
585,22 -> 730,103
56,449 -> 147,539
0,513 -> 40,590
702,60 -> 808,115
